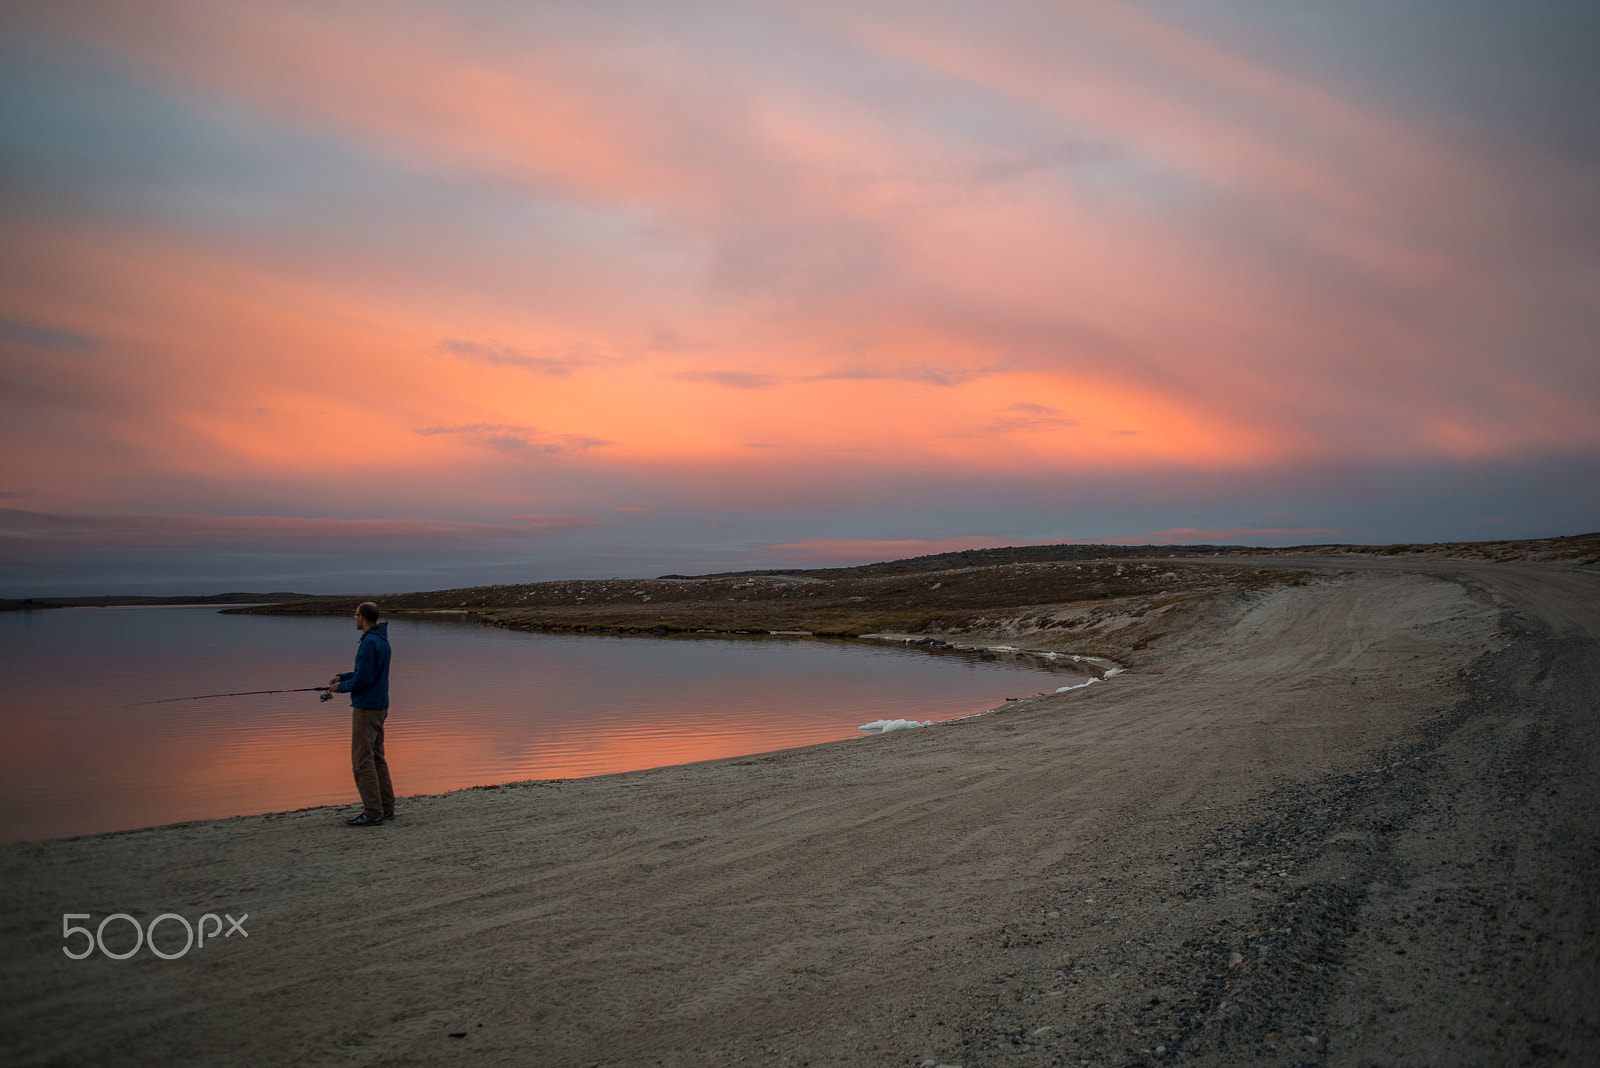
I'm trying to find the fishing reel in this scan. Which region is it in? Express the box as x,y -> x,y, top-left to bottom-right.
319,690 -> 334,702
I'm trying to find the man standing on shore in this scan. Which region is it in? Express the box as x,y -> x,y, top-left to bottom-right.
328,601 -> 394,827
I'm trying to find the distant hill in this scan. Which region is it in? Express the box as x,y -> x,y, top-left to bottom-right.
659,540 -> 1254,580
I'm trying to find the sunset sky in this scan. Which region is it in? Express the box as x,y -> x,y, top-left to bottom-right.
2,1 -> 1597,595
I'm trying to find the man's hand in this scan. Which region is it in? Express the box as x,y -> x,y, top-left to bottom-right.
327,677 -> 340,692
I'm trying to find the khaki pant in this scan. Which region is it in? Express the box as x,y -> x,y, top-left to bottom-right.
351,706 -> 394,820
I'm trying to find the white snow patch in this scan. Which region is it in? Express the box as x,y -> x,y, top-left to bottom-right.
1056,667 -> 1124,692
858,718 -> 932,733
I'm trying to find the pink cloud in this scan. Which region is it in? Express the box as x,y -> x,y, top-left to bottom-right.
413,424 -> 614,456
12,0 -> 1594,474
674,370 -> 782,390
436,339 -> 595,376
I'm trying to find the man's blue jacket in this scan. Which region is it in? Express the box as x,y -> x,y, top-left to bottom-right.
335,622 -> 390,709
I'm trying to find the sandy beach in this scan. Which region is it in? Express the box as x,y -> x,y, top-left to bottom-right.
2,552 -> 1596,1066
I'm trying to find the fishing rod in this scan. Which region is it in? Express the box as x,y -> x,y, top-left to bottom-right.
127,687 -> 335,707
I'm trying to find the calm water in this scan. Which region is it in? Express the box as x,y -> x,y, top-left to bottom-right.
0,607 -> 1081,842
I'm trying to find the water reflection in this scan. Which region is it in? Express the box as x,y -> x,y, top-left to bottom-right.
0,607 -> 1082,841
